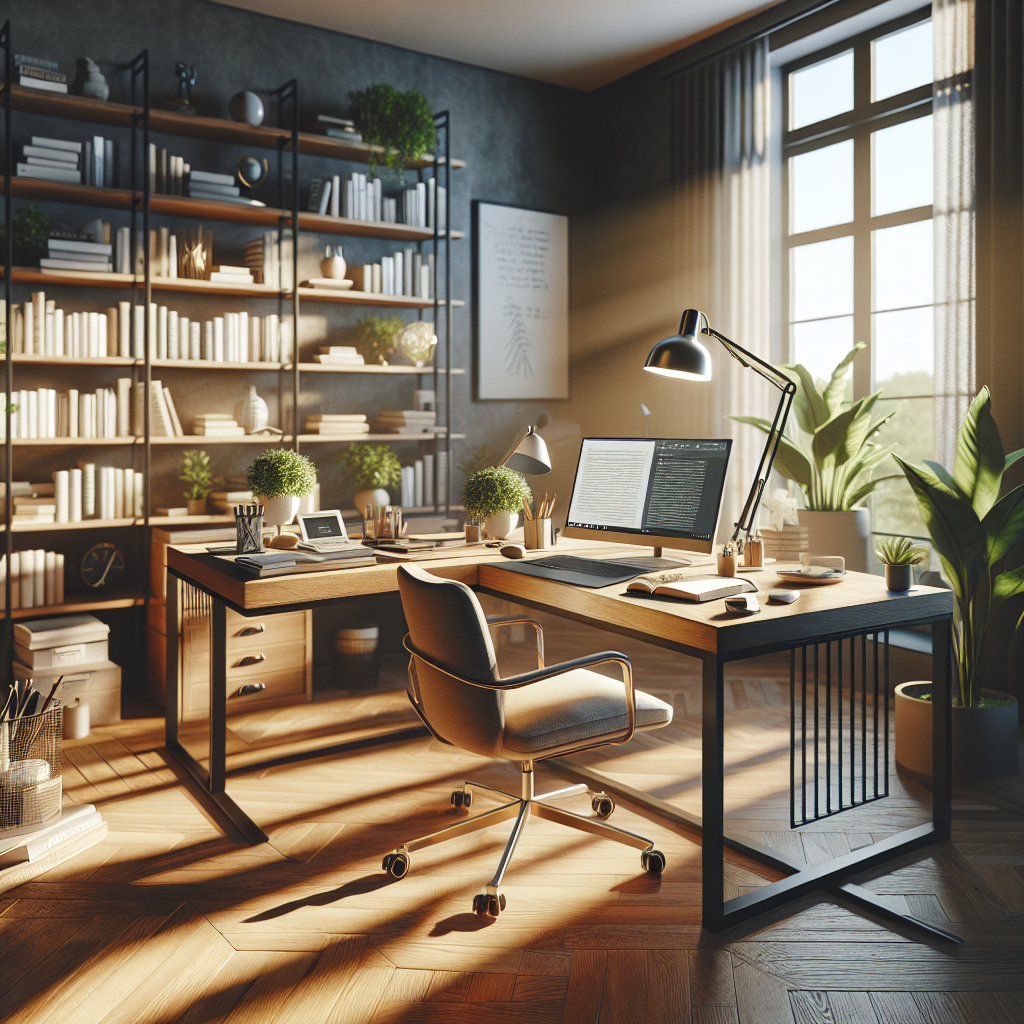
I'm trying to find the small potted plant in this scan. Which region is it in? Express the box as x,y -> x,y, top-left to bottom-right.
180,449 -> 212,515
246,448 -> 317,536
347,83 -> 436,178
338,443 -> 402,515
353,314 -> 404,366
462,466 -> 532,540
875,536 -> 925,592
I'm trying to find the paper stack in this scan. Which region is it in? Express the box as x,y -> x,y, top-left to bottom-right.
314,346 -> 365,367
193,414 -> 245,437
41,233 -> 113,273
11,496 -> 56,525
187,169 -> 264,206
18,136 -> 81,184
209,265 -> 254,285
304,414 -> 369,438
372,409 -> 438,435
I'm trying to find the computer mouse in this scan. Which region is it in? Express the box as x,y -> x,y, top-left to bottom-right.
724,594 -> 760,614
499,544 -> 528,559
768,589 -> 800,604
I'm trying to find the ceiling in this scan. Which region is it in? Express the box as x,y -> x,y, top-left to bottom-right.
212,0 -> 781,91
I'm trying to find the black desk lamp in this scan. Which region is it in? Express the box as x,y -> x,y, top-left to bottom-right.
643,308 -> 796,550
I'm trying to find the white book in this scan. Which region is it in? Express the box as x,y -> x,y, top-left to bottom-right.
20,77 -> 67,93
331,174 -> 340,217
17,164 -> 80,184
34,548 -> 45,607
114,465 -> 124,518
189,169 -> 235,186
0,807 -> 103,866
46,244 -> 111,260
23,144 -> 78,163
21,549 -> 34,608
31,136 -> 81,154
93,135 -> 104,189
26,155 -> 80,170
317,179 -> 332,216
40,259 -> 113,272
150,381 -> 172,437
163,388 -> 184,437
104,138 -> 114,188
70,468 -> 82,522
188,180 -> 239,197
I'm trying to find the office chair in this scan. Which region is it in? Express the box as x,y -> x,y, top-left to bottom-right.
385,564 -> 673,918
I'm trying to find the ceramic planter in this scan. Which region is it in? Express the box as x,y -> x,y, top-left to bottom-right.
484,510 -> 518,540
187,498 -> 207,516
354,488 -> 390,517
884,563 -> 913,592
259,495 -> 300,532
895,681 -> 1019,783
799,508 -> 871,573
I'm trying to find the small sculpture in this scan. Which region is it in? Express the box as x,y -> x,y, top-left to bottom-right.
237,155 -> 269,190
172,63 -> 197,113
229,91 -> 265,126
72,58 -> 109,101
399,321 -> 437,367
235,385 -> 269,434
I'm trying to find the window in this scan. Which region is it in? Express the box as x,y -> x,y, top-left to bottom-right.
783,9 -> 934,538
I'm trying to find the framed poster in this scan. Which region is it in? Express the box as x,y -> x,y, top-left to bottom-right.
473,201 -> 569,400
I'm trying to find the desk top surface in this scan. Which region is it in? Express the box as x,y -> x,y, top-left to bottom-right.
167,536 -> 952,656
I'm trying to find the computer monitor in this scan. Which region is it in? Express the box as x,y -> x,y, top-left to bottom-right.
562,437 -> 732,555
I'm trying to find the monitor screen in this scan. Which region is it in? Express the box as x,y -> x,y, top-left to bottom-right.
562,438 -> 731,553
297,511 -> 348,541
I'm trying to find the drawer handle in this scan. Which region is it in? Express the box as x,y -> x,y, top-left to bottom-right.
238,624 -> 266,636
235,653 -> 267,667
236,682 -> 266,697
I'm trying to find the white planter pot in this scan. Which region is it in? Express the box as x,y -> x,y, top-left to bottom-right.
484,510 -> 518,540
258,495 -> 300,532
798,508 -> 871,573
354,488 -> 390,517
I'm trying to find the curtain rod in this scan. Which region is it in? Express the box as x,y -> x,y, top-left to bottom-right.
661,0 -> 848,80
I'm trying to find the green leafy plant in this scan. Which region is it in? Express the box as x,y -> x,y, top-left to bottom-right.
462,466 -> 532,520
246,448 -> 317,498
180,449 -> 213,501
895,386 -> 1024,707
875,536 -> 926,567
0,205 -> 50,264
353,315 -> 404,365
337,443 -> 402,491
348,83 -> 436,178
732,344 -> 901,510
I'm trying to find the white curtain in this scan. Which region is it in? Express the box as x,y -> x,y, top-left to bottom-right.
933,0 -> 976,468
673,40 -> 773,536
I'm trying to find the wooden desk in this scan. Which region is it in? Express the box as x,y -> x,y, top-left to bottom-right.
165,538 -> 954,940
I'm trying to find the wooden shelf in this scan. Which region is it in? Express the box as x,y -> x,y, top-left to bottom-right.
10,437 -> 136,446
0,589 -> 144,619
3,85 -> 466,169
148,435 -> 291,445
297,288 -> 463,308
298,433 -> 464,443
0,518 -> 136,533
146,514 -> 235,526
292,363 -> 464,374
151,359 -> 281,372
5,353 -> 465,374
11,353 -> 135,366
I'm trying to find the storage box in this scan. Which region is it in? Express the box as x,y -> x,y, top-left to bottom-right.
14,640 -> 109,671
14,615 -> 110,650
14,660 -> 121,725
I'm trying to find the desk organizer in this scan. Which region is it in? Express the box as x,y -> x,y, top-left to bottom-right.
0,704 -> 63,837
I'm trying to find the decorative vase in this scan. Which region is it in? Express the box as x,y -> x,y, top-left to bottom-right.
229,91 -> 265,126
320,248 -> 346,279
895,682 -> 1019,783
884,564 -> 913,592
72,58 -> 109,101
298,483 -> 319,515
354,487 -> 390,517
187,498 -> 207,516
235,386 -> 269,434
798,508 -> 871,573
484,510 -> 518,540
258,494 -> 301,532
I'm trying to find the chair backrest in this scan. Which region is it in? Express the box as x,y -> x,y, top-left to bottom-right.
397,564 -> 505,757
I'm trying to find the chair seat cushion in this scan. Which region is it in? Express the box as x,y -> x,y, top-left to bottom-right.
501,668 -> 672,757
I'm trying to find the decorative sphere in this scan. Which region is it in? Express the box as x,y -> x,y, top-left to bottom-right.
237,155 -> 266,186
399,321 -> 437,367
229,91 -> 265,126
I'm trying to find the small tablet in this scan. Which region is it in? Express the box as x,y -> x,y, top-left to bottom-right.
296,509 -> 348,543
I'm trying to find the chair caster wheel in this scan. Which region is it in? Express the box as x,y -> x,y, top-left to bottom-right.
472,892 -> 506,917
382,851 -> 410,878
641,849 -> 665,874
591,793 -> 615,818
451,790 -> 473,809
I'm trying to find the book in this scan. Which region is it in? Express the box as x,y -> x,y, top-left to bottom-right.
40,259 -> 113,272
209,271 -> 254,284
306,414 -> 367,422
0,805 -> 103,865
16,55 -> 60,72
19,77 -> 67,93
316,114 -> 357,128
16,163 -> 81,183
0,822 -> 107,895
229,548 -> 377,577
17,66 -> 66,84
48,238 -> 112,256
14,614 -> 110,649
25,155 -> 82,170
324,128 -> 363,142
188,181 -> 239,197
187,191 -> 265,206
189,169 -> 236,186
33,136 -> 81,154
626,572 -> 757,602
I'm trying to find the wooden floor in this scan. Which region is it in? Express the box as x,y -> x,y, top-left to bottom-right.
2,602 -> 1022,1024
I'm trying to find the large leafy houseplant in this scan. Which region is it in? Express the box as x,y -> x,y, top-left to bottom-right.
348,84 -> 436,178
338,443 -> 402,491
732,344 -> 901,510
895,387 -> 1024,707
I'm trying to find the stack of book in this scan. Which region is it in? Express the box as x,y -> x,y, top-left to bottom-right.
18,137 -> 81,184
760,524 -> 808,564
187,169 -> 264,207
315,114 -> 362,142
373,409 -> 438,435
304,414 -> 369,438
148,145 -> 189,194
15,54 -> 66,94
230,546 -> 377,578
192,414 -> 244,437
209,265 -> 254,285
314,346 -> 365,367
0,804 -> 107,893
209,490 -> 254,513
42,232 -> 113,273
10,495 -> 56,526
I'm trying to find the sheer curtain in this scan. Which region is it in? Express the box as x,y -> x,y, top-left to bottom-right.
933,0 -> 976,470
672,39 -> 772,535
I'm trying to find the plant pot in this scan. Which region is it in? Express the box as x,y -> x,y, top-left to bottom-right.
354,488 -> 390,517
187,498 -> 207,516
258,494 -> 300,532
895,681 -> 1019,783
484,510 -> 518,540
798,508 -> 871,573
884,563 -> 913,592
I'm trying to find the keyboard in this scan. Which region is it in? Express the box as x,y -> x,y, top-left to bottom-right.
529,555 -> 645,579
493,554 -> 669,589
298,539 -> 352,553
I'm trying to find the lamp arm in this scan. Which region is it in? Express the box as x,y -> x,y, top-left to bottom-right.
498,426 -> 531,467
707,328 -> 794,393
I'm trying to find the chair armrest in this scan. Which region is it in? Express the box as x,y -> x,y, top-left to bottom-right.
486,614 -> 545,669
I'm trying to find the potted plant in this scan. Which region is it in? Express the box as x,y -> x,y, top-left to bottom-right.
338,443 -> 402,515
0,205 -> 50,266
353,314 -> 404,366
732,344 -> 901,571
246,448 -> 317,536
875,536 -> 926,593
462,466 -> 532,540
347,83 -> 436,178
180,449 -> 212,515
893,387 -> 1023,782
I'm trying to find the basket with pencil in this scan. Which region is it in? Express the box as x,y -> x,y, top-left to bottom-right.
523,492 -> 556,550
0,679 -> 63,835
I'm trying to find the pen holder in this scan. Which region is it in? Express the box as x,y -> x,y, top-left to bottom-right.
0,704 -> 63,835
524,519 -> 555,550
235,511 -> 264,554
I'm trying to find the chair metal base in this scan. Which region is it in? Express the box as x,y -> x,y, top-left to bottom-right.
381,761 -> 665,917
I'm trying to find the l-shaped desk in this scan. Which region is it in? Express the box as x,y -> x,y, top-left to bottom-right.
165,537 -> 955,940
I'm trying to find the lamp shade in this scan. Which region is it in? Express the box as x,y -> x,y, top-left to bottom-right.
643,308 -> 713,381
502,425 -> 552,475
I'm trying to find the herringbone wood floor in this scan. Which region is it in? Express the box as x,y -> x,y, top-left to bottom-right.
2,600 -> 1021,1023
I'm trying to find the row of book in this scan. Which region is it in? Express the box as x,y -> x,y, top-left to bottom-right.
0,551 -> 66,610
399,454 -> 448,509
242,231 -> 294,289
1,385 -> 130,441
309,175 -> 446,229
348,250 -> 434,298
146,146 -> 262,206
2,467 -> 144,525
16,134 -> 116,187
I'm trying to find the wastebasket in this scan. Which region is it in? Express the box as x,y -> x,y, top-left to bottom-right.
334,624 -> 381,689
